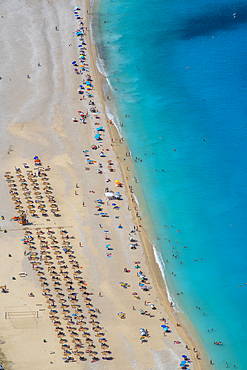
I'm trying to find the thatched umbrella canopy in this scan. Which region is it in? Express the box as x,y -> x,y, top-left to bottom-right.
93,327 -> 101,332
79,327 -> 88,332
46,298 -> 54,303
96,333 -> 104,338
54,287 -> 63,292
77,320 -> 86,326
72,304 -> 80,309
59,339 -> 67,344
55,327 -> 64,332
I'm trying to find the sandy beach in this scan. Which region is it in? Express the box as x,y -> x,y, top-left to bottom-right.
0,1 -> 208,369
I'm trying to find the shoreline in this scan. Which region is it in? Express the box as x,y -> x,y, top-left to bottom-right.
85,1 -> 209,369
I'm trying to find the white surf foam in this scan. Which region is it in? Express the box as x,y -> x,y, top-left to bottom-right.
153,244 -> 182,313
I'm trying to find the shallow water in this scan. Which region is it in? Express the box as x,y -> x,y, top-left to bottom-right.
91,0 -> 247,368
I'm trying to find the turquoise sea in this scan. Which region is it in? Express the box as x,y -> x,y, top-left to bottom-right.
91,0 -> 247,368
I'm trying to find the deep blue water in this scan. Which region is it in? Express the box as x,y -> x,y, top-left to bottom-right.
91,0 -> 247,368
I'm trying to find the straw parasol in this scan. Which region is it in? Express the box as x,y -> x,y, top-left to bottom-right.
70,301 -> 79,307
37,271 -> 45,276
79,327 -> 88,332
46,298 -> 54,304
93,327 -> 101,332
96,333 -> 104,338
70,332 -> 78,338
59,339 -> 67,344
77,321 -> 86,326
55,327 -> 64,332
55,287 -> 63,292
98,338 -> 107,343
74,349 -> 84,355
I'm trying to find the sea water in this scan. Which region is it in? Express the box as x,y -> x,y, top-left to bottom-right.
91,0 -> 247,368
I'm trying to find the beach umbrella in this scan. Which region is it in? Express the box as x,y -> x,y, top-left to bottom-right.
93,327 -> 101,332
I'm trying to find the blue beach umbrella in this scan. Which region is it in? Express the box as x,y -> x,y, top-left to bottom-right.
72,61 -> 77,65
33,156 -> 38,159
95,134 -> 100,140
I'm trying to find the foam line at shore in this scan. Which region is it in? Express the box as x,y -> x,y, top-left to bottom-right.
153,245 -> 181,314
